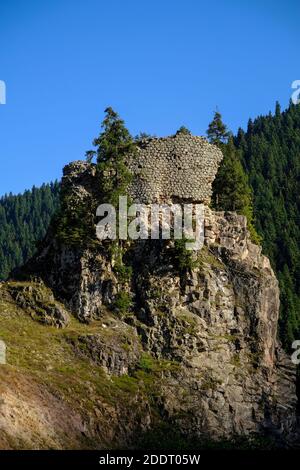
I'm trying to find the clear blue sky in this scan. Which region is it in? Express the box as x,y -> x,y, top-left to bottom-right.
0,0 -> 299,196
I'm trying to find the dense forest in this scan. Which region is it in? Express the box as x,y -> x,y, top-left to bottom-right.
208,102 -> 300,349
0,183 -> 60,280
0,102 -> 299,351
234,102 -> 300,349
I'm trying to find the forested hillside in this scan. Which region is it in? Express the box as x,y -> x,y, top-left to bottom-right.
0,182 -> 60,280
234,101 -> 300,348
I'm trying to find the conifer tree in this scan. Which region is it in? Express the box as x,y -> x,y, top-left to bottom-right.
211,138 -> 260,243
206,110 -> 230,145
235,100 -> 300,349
93,107 -> 134,164
92,107 -> 135,205
207,112 -> 260,243
176,126 -> 191,135
275,100 -> 281,118
0,183 -> 60,280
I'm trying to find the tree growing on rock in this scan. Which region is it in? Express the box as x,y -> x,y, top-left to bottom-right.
92,107 -> 136,205
176,126 -> 191,136
207,112 -> 260,244
206,110 -> 230,145
91,108 -> 135,276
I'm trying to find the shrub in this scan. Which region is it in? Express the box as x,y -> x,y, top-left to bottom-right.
113,291 -> 132,314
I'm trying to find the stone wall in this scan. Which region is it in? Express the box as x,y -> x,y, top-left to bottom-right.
127,134 -> 223,204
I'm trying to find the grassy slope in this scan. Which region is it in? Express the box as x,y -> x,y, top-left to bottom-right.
0,288 -> 143,449
0,284 -> 180,449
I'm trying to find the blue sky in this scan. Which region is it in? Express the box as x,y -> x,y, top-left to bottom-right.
0,0 -> 299,195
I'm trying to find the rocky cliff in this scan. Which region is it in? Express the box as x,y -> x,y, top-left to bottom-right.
0,159 -> 297,449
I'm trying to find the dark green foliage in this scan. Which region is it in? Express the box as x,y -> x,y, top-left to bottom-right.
94,107 -> 134,165
212,140 -> 252,212
173,238 -> 196,271
208,114 -> 260,244
93,107 -> 135,206
113,291 -> 132,313
0,182 -> 60,280
206,110 -> 230,145
91,108 -> 136,279
138,353 -> 156,373
134,132 -> 156,141
54,187 -> 96,246
109,242 -> 133,284
55,108 -> 135,248
176,126 -> 191,135
234,101 -> 300,349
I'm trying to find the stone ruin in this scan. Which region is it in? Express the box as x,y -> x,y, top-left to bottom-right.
127,133 -> 223,205
62,133 -> 223,208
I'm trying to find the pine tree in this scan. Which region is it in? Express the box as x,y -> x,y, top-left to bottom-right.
206,110 -> 230,145
92,107 -> 135,205
176,126 -> 191,135
207,112 -> 260,243
0,182 -> 60,280
275,100 -> 281,118
93,107 -> 134,164
235,101 -> 300,349
211,139 -> 260,243
91,108 -> 136,272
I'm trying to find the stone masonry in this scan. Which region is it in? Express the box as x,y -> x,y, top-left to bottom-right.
127,133 -> 223,204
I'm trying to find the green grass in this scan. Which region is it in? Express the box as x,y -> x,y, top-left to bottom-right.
0,290 -> 179,421
197,246 -> 224,270
0,296 -> 144,413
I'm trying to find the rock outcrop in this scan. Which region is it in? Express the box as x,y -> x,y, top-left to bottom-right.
4,281 -> 70,328
10,159 -> 297,447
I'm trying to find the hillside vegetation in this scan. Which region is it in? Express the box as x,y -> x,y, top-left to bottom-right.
0,182 -> 60,280
235,102 -> 300,348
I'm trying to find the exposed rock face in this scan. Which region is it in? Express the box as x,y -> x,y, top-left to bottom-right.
5,281 -> 70,328
131,210 -> 297,441
68,317 -> 142,376
127,134 -> 223,204
9,158 -> 298,447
